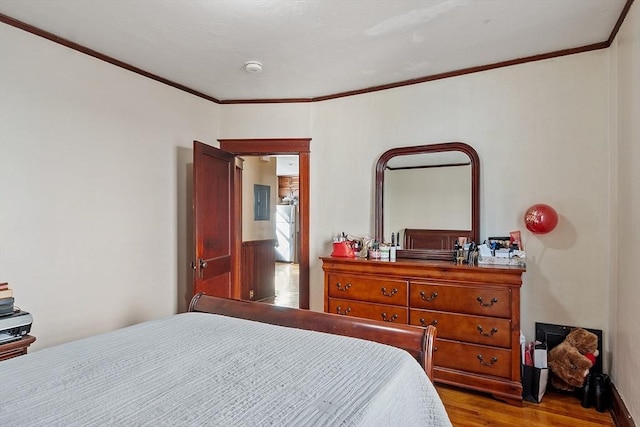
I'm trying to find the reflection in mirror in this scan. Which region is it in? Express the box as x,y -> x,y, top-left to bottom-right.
375,143 -> 480,260
384,152 -> 471,233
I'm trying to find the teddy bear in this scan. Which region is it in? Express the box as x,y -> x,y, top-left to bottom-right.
547,328 -> 599,391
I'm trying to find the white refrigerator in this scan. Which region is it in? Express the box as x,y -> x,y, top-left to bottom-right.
275,204 -> 298,263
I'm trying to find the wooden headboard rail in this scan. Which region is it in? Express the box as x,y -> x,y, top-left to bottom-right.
189,293 -> 436,380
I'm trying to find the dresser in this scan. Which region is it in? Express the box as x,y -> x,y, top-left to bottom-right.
321,256 -> 525,405
0,335 -> 36,361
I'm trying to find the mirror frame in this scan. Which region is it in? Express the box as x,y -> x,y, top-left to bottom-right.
375,142 -> 480,260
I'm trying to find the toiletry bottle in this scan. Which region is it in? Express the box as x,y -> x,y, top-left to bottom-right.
453,239 -> 460,263
370,241 -> 380,259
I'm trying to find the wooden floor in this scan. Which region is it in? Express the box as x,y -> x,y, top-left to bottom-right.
262,262 -> 299,308
436,384 -> 615,427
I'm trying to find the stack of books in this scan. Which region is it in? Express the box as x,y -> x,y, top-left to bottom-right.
0,283 -> 15,316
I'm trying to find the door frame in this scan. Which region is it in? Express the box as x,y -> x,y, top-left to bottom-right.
219,138 -> 311,309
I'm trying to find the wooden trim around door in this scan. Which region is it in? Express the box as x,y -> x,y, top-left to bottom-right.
219,138 -> 311,309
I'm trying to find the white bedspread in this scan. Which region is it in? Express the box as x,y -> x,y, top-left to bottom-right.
0,312 -> 451,426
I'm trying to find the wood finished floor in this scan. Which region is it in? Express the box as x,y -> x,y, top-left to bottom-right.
261,262 -> 299,308
437,384 -> 615,426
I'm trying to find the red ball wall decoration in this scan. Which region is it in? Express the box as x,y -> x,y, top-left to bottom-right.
524,204 -> 558,234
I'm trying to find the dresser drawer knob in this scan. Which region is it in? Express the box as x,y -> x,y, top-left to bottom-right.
335,306 -> 352,315
420,318 -> 438,327
477,354 -> 498,366
477,325 -> 498,337
381,287 -> 398,297
336,282 -> 352,291
381,312 -> 399,323
420,291 -> 438,301
476,296 -> 498,307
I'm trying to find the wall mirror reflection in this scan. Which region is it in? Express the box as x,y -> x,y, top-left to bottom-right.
375,142 -> 480,260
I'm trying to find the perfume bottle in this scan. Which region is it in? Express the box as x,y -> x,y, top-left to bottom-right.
453,239 -> 460,263
370,241 -> 380,259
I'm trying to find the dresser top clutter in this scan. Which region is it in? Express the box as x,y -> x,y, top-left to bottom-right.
321,256 -> 524,275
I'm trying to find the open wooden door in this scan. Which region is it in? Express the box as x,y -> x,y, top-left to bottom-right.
192,141 -> 242,298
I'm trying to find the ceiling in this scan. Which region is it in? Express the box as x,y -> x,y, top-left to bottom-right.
0,0 -> 630,102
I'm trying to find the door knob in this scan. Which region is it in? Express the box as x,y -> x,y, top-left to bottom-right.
199,259 -> 208,269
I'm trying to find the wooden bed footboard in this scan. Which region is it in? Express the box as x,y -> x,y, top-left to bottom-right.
189,293 -> 436,380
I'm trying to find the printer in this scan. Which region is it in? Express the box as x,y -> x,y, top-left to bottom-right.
0,311 -> 33,344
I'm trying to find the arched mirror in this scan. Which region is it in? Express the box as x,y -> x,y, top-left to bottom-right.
375,142 -> 480,260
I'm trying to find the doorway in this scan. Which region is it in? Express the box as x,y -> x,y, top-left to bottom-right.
274,156 -> 300,308
241,154 -> 300,309
219,138 -> 310,310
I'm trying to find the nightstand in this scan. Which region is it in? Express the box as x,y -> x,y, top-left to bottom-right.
0,335 -> 36,361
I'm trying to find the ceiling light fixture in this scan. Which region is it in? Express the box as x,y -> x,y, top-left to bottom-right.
244,61 -> 263,74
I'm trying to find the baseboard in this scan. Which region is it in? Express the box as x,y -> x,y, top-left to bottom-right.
610,382 -> 635,427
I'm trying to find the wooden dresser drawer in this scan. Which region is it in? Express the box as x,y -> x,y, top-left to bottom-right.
327,274 -> 408,306
409,309 -> 512,348
321,256 -> 525,405
410,282 -> 511,318
434,338 -> 512,379
328,298 -> 408,324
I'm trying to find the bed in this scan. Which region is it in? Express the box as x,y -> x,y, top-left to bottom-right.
0,294 -> 451,426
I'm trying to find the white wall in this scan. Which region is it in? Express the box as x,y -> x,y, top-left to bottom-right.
310,53 -> 612,342
219,104 -> 311,139
0,24 -> 219,349
611,1 -> 639,420
221,54 -> 612,349
241,156 -> 278,241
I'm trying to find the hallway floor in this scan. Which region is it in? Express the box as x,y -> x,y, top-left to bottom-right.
268,262 -> 299,308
